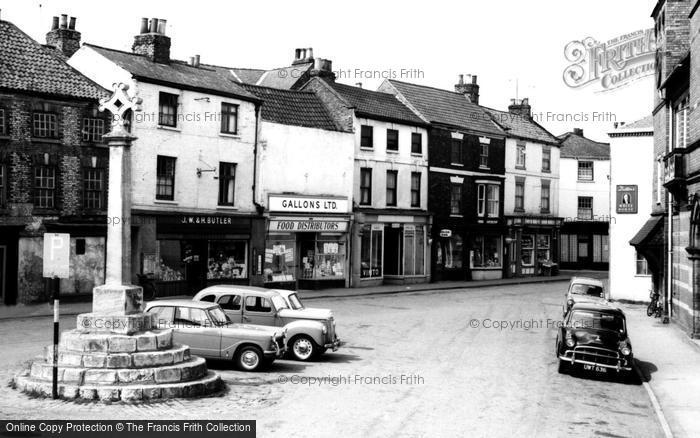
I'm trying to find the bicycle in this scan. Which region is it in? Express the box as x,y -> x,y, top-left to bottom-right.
137,273 -> 158,301
647,290 -> 663,318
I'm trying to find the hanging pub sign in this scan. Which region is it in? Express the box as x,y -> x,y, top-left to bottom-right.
616,185 -> 638,214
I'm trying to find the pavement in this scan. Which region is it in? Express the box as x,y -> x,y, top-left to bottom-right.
0,269 -> 599,321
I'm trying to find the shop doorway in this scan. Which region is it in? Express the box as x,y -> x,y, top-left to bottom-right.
577,235 -> 590,266
384,227 -> 403,276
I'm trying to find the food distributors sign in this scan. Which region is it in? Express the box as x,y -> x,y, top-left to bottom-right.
268,195 -> 349,214
269,217 -> 349,233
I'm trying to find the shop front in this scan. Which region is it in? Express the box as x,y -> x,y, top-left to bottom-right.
133,211 -> 265,297
432,222 -> 506,282
352,211 -> 431,287
264,195 -> 351,290
504,216 -> 563,278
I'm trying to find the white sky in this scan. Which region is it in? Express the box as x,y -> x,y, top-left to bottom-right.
0,0 -> 658,142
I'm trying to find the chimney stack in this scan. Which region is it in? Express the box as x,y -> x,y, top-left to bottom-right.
310,58 -> 335,82
356,82 -> 363,88
46,14 -> 81,58
455,74 -> 480,105
132,18 -> 171,64
292,47 -> 315,65
573,128 -> 584,136
508,98 -> 532,118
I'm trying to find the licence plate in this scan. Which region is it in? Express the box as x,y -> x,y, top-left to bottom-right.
583,364 -> 607,373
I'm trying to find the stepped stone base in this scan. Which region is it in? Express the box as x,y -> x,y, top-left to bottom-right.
76,312 -> 154,335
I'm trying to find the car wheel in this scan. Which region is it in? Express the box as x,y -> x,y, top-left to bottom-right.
289,335 -> 316,361
236,346 -> 263,371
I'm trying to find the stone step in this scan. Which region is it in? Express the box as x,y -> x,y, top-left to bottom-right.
59,329 -> 173,353
13,370 -> 222,402
29,356 -> 208,385
45,344 -> 190,369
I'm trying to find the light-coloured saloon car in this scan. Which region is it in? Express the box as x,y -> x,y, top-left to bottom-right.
144,300 -> 286,371
562,277 -> 608,316
193,286 -> 340,361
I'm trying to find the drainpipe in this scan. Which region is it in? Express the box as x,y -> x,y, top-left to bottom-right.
252,103 -> 264,215
666,192 -> 672,324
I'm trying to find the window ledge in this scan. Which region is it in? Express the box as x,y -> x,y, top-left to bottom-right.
577,180 -> 595,183
157,125 -> 181,132
386,149 -> 399,154
360,146 -> 374,151
154,200 -> 178,205
479,165 -> 490,170
219,132 -> 241,139
449,214 -> 464,218
411,153 -> 424,158
31,138 -> 62,144
471,266 -> 502,270
515,166 -> 526,170
451,163 -> 464,167
216,205 -> 238,211
542,169 -> 551,173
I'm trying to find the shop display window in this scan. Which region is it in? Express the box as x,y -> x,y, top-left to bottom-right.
207,241 -> 247,280
361,224 -> 383,278
264,234 -> 297,283
301,234 -> 346,280
536,234 -> 551,262
471,235 -> 502,268
155,240 -> 186,281
437,233 -> 463,269
521,235 -> 535,266
404,225 -> 426,276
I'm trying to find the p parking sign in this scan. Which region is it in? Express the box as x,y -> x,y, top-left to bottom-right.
43,233 -> 70,278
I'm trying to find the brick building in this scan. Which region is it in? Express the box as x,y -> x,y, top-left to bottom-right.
637,0 -> 699,337
380,77 -> 508,281
0,15 -> 110,304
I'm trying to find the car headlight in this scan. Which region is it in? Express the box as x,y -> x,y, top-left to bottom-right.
567,298 -> 574,307
322,325 -> 328,335
565,338 -> 576,348
620,345 -> 631,356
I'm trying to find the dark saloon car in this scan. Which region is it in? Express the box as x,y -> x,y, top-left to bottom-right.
555,303 -> 634,376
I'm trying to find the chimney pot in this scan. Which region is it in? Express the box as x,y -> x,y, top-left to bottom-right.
157,19 -> 167,35
69,17 -> 76,30
51,16 -> 59,30
189,56 -> 194,66
140,17 -> 149,34
573,128 -> 584,136
60,14 -> 68,29
356,82 -> 362,88
295,48 -> 301,60
458,74 -> 464,85
194,54 -> 200,67
472,75 -> 478,85
307,47 -> 314,59
150,17 -> 158,33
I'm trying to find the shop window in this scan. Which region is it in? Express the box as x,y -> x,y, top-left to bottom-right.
218,294 -> 242,311
450,184 -> 462,215
386,170 -> 398,207
593,234 -> 609,263
264,234 -> 297,283
437,233 -> 463,269
245,296 -> 272,313
220,102 -> 239,134
84,168 -> 105,210
82,118 -> 104,142
158,92 -> 178,127
471,236 -> 502,268
207,240 -> 247,279
478,184 -> 500,217
300,235 -> 346,280
156,155 -> 176,201
411,132 -> 422,155
155,240 -> 186,281
361,125 -> 373,148
403,225 -> 426,276
542,146 -> 551,172
411,172 -> 421,208
34,165 -> 56,208
577,161 -> 594,181
536,234 -> 551,262
360,168 -> 372,205
361,224 -> 383,278
386,129 -> 399,151
521,234 -> 535,267
636,252 -> 650,276
218,162 -> 236,206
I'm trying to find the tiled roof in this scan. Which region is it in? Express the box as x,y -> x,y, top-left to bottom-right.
616,115 -> 653,131
383,79 -> 505,136
484,107 -> 560,145
254,63 -> 313,89
630,215 -> 663,247
240,84 -> 342,131
328,82 -> 425,126
558,132 -> 610,159
0,20 -> 107,100
85,44 -> 259,102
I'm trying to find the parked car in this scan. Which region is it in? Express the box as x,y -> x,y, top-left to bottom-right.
555,303 -> 633,377
562,277 -> 607,316
144,299 -> 286,371
192,286 -> 340,361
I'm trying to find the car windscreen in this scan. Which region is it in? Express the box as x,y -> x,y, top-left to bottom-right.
271,295 -> 288,310
288,293 -> 304,310
569,311 -> 624,332
570,284 -> 604,298
208,307 -> 230,326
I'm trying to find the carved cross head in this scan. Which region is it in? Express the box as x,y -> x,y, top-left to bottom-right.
99,82 -> 142,134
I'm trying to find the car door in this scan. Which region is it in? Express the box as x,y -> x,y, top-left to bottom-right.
172,306 -> 221,358
242,295 -> 277,326
217,293 -> 243,322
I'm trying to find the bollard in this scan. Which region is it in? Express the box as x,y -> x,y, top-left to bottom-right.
51,277 -> 60,399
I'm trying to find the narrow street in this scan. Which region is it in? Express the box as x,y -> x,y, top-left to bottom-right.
0,282 -> 664,438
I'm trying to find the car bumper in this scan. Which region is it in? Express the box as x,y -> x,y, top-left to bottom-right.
264,343 -> 287,359
324,336 -> 341,351
559,350 -> 633,372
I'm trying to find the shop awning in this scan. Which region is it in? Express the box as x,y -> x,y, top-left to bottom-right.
629,216 -> 664,248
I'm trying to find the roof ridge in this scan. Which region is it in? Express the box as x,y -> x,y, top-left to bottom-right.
240,83 -> 317,95
388,78 -> 465,97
